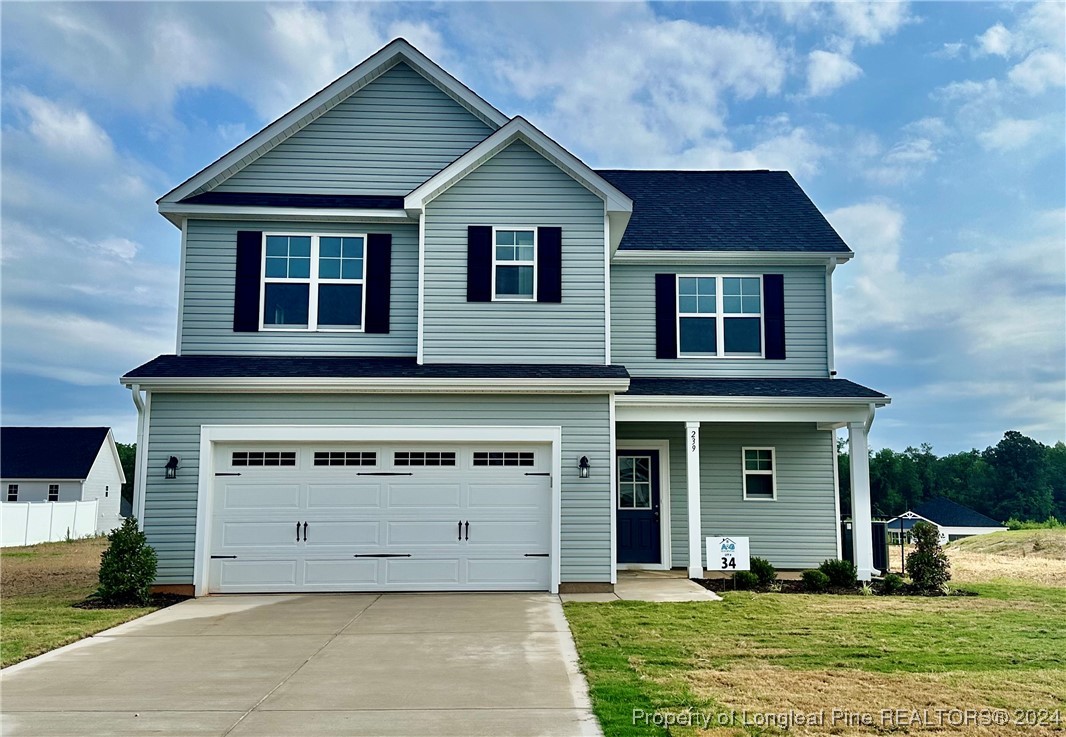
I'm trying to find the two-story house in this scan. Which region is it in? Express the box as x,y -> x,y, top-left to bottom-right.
122,39 -> 888,597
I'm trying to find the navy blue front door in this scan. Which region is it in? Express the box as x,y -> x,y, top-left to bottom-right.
616,450 -> 661,564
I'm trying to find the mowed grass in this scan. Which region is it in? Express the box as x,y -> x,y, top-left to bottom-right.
566,532 -> 1066,736
1,537 -> 157,667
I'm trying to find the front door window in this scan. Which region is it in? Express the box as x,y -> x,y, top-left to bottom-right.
618,456 -> 652,509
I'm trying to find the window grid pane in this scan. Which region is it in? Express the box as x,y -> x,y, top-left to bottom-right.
394,451 -> 457,467
473,451 -> 535,467
313,451 -> 376,467
7,484 -> 17,502
232,451 -> 297,467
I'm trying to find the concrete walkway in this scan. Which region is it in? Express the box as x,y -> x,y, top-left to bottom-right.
561,571 -> 722,603
0,594 -> 601,737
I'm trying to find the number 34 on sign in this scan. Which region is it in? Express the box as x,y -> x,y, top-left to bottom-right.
707,536 -> 750,571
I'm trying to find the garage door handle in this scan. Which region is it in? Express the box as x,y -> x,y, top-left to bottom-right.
465,521 -> 470,540
353,553 -> 412,558
525,472 -> 550,476
296,521 -> 301,542
458,520 -> 463,540
303,521 -> 308,541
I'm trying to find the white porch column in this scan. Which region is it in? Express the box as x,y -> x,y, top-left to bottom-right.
848,421 -> 875,581
686,421 -> 703,578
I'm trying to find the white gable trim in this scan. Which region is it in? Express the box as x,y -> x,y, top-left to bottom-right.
404,117 -> 634,249
158,39 -> 508,206
103,428 -> 128,486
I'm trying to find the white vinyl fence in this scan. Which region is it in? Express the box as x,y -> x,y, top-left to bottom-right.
1,500 -> 99,547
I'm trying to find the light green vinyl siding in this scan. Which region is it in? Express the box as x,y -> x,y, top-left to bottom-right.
611,263 -> 830,377
617,422 -> 839,570
143,393 -> 612,584
422,141 -> 607,364
213,63 -> 493,195
180,219 -> 417,355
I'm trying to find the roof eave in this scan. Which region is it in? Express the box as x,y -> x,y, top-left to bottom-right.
612,250 -> 854,264
119,375 -> 630,394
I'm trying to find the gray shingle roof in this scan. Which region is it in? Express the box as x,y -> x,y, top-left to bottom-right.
912,497 -> 1004,528
1,427 -> 110,480
596,170 -> 852,253
625,377 -> 885,399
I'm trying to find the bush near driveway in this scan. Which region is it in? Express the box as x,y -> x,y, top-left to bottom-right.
906,521 -> 952,593
97,517 -> 158,606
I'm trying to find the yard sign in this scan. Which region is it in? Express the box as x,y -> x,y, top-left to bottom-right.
707,536 -> 750,571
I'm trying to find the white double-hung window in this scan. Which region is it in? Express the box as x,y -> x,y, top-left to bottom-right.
678,275 -> 763,357
261,234 -> 365,331
493,228 -> 536,300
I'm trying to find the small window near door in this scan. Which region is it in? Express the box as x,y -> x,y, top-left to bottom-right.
473,451 -> 534,467
232,451 -> 297,467
7,484 -> 18,502
313,451 -> 376,467
47,484 -> 59,502
394,451 -> 457,467
742,448 -> 776,500
618,456 -> 652,509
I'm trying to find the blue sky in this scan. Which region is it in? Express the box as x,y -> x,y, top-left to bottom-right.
1,2 -> 1063,453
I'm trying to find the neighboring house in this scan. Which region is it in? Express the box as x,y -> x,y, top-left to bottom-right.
122,39 -> 889,597
886,498 -> 1006,544
0,427 -> 126,534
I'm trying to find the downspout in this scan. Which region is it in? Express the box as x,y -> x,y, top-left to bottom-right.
826,258 -> 838,377
129,384 -> 149,530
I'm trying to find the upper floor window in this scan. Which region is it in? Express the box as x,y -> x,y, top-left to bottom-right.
493,228 -> 536,300
261,234 -> 365,331
48,484 -> 59,502
677,275 -> 763,357
7,484 -> 18,502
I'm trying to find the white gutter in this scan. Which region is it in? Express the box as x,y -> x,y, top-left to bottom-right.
616,394 -> 890,407
157,204 -> 415,229
128,384 -> 150,530
119,376 -> 631,394
611,250 -> 854,265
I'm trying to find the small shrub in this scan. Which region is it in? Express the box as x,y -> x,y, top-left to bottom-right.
732,570 -> 760,590
906,521 -> 951,593
749,557 -> 777,588
1005,516 -> 1062,530
881,573 -> 905,595
818,558 -> 858,588
801,569 -> 830,592
97,517 -> 158,606
860,582 -> 874,596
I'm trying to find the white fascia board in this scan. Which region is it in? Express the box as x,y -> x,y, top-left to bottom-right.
405,117 -> 634,219
616,394 -> 890,407
158,39 -> 507,206
158,204 -> 415,229
615,397 -> 884,424
118,376 -> 630,394
103,429 -> 128,486
611,250 -> 854,265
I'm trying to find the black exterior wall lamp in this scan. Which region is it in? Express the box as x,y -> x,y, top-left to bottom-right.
164,455 -> 180,480
578,456 -> 591,479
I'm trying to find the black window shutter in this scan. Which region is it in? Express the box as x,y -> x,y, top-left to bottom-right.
537,226 -> 562,303
233,231 -> 263,332
655,273 -> 677,359
364,233 -> 392,333
763,274 -> 786,359
467,226 -> 492,302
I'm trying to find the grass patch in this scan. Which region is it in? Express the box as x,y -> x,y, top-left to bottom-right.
566,580 -> 1066,736
1,538 -> 158,667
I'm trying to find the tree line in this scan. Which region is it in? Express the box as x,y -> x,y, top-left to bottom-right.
838,430 -> 1066,523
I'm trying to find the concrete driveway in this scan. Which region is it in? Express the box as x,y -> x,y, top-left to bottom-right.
0,594 -> 601,737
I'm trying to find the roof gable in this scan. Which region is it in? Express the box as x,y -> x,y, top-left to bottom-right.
159,39 -> 507,205
0,427 -> 111,480
596,170 -> 852,253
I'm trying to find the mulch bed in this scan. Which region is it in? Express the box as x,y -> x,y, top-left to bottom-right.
74,593 -> 192,610
694,578 -> 978,597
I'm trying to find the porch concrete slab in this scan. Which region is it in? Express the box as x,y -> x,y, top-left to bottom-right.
229,709 -> 601,737
0,712 -> 243,737
262,630 -> 579,710
615,573 -> 722,602
345,592 -> 566,633
560,592 -> 620,603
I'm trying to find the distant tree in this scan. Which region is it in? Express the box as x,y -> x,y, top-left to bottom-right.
116,443 -> 136,509
837,437 -> 851,518
983,431 -> 1053,522
1047,442 -> 1066,520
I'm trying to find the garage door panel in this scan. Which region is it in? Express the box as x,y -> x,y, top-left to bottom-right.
387,520 -> 464,547
221,483 -> 301,510
214,560 -> 298,588
465,520 -> 549,548
467,482 -> 548,512
302,521 -> 380,547
306,483 -> 382,509
385,557 -> 461,585
303,559 -> 381,586
466,558 -> 550,588
386,482 -> 462,509
218,521 -> 301,549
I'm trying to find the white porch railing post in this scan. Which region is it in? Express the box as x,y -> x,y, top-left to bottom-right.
686,421 -> 703,578
848,421 -> 875,580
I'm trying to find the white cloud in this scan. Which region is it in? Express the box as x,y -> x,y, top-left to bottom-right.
977,118 -> 1044,152
976,23 -> 1012,57
933,42 -> 965,59
9,89 -> 114,161
806,50 -> 863,96
1009,50 -> 1066,95
831,1 -> 913,45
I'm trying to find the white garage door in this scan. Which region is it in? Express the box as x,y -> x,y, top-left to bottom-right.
207,442 -> 552,593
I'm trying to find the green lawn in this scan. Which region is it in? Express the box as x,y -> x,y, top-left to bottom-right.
565,582 -> 1066,736
1,538 -> 158,667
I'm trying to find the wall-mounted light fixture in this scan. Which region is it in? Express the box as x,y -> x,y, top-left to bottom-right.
578,456 -> 590,479
164,456 -> 180,480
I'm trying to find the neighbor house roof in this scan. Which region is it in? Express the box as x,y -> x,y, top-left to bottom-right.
122,355 -> 629,385
911,497 -> 1004,528
0,427 -> 111,480
595,170 -> 853,253
624,377 -> 885,400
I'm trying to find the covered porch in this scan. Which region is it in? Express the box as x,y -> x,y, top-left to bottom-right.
613,378 -> 889,581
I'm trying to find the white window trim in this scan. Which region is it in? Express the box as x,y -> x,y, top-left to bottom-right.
7,484 -> 18,502
259,232 -> 368,332
491,226 -> 537,302
741,446 -> 777,501
676,274 -> 764,359
47,483 -> 60,502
